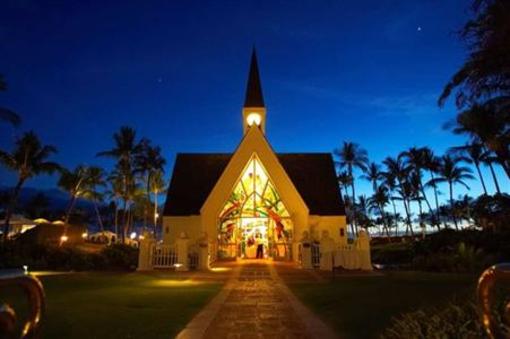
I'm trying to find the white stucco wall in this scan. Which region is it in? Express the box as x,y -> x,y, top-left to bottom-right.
309,215 -> 348,245
162,216 -> 202,244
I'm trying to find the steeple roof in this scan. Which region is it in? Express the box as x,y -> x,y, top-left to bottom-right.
244,48 -> 265,107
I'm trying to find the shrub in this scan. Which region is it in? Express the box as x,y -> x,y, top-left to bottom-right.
100,244 -> 139,270
380,300 -> 486,339
0,241 -> 138,271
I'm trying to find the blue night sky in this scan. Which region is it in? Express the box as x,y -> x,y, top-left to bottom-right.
0,1 -> 507,201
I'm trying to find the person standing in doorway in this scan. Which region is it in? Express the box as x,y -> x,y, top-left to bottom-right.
256,233 -> 264,259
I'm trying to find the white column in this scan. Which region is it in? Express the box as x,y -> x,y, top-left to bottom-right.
197,232 -> 210,270
137,235 -> 155,271
319,230 -> 334,271
300,231 -> 313,269
176,232 -> 189,271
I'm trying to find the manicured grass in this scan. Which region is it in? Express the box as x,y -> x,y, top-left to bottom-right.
287,271 -> 477,339
0,272 -> 221,339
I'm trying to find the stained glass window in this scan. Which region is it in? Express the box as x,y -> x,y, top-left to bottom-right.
218,155 -> 292,247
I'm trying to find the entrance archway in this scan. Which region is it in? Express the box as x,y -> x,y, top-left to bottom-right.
217,155 -> 293,260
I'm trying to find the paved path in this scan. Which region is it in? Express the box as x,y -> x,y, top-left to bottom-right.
176,260 -> 337,339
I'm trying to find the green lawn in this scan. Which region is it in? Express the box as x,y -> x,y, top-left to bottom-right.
287,271 -> 477,339
0,272 -> 221,339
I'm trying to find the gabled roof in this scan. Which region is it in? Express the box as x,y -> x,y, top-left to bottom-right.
163,153 -> 345,216
244,49 -> 265,107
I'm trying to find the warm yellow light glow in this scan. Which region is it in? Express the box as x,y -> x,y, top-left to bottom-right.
150,279 -> 204,287
138,235 -> 145,240
155,212 -> 159,219
81,232 -> 88,239
130,232 -> 137,240
60,235 -> 68,243
246,112 -> 261,126
210,267 -> 231,273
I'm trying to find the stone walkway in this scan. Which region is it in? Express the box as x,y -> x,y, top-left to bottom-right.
176,260 -> 337,339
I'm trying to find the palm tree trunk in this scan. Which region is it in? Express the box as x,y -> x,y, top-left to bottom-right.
418,199 -> 425,239
487,162 -> 501,194
350,177 -> 358,237
121,199 -> 127,243
93,199 -> 104,232
3,178 -> 25,243
403,199 -> 414,237
449,182 -> 459,230
114,202 -> 119,241
153,190 -> 158,234
493,149 -> 510,179
429,171 -> 441,230
391,198 -> 398,236
474,162 -> 488,195
64,195 -> 78,237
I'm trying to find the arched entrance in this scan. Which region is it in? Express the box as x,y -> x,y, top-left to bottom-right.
217,155 -> 293,260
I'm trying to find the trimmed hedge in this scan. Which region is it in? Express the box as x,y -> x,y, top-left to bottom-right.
372,229 -> 510,273
0,242 -> 138,271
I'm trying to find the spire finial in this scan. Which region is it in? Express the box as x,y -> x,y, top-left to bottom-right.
244,48 -> 265,107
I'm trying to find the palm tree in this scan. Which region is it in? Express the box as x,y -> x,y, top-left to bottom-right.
422,148 -> 442,230
369,185 -> 390,238
135,139 -> 166,229
381,171 -> 400,235
98,127 -> 141,242
383,156 -> 414,236
402,147 -> 434,214
430,156 -> 475,230
337,171 -> 352,202
438,0 -> 510,109
0,131 -> 60,241
449,103 -> 510,178
361,162 -> 382,193
107,171 -> 124,240
82,167 -> 107,231
334,142 -> 368,236
481,153 -> 502,194
58,165 -> 89,226
448,142 -> 495,194
0,74 -> 21,127
149,170 -> 166,233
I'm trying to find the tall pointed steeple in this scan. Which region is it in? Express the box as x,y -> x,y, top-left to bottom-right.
244,48 -> 265,107
242,48 -> 267,135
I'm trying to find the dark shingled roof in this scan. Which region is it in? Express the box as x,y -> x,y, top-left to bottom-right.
163,153 -> 345,216
244,49 -> 265,107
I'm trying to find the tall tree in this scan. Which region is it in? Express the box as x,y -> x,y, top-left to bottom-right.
402,147 -> 435,224
0,132 -> 60,241
149,170 -> 166,233
449,142 -> 495,194
383,156 -> 414,236
361,162 -> 382,193
369,185 -> 391,238
58,166 -> 89,226
438,0 -> 510,108
334,141 -> 368,236
135,139 -> 166,230
430,156 -> 475,230
448,103 -> 510,178
82,167 -> 107,231
98,126 -> 141,243
0,74 -> 21,127
422,148 -> 442,230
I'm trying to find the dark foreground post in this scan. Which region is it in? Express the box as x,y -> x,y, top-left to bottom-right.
0,270 -> 45,338
477,263 -> 510,339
